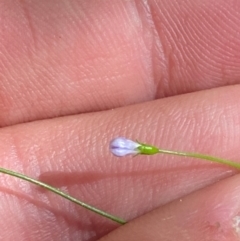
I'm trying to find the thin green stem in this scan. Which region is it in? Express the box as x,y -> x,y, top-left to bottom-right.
2,139 -> 238,226
158,149 -> 240,169
0,167 -> 127,225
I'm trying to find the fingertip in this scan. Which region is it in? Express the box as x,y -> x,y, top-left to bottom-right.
100,174 -> 240,241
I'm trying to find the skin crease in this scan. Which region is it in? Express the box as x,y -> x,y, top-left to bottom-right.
0,0 -> 240,240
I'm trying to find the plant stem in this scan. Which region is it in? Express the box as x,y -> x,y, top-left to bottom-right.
1,143 -> 238,226
158,149 -> 240,169
0,167 -> 127,225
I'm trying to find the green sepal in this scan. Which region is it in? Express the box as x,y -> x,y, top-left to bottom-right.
136,141 -> 159,155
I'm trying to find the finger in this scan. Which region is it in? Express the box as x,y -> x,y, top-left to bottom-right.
0,85 -> 239,240
100,174 -> 240,241
1,0 -> 240,126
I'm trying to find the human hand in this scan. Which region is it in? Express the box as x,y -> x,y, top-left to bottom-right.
1,1 -> 240,240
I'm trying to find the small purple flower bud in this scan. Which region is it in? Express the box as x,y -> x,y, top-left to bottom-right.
109,137 -> 140,157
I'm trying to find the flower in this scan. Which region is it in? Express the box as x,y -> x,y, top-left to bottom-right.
110,137 -> 160,157
109,137 -> 141,157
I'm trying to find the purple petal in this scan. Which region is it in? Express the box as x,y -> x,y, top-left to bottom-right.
109,137 -> 140,157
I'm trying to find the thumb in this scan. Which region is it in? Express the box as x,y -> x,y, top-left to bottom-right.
100,174 -> 240,241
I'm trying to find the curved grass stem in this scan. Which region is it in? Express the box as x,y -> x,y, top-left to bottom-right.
0,167 -> 127,225
1,139 -> 239,226
158,149 -> 240,169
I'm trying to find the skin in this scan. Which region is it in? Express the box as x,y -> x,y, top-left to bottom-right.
0,0 -> 240,240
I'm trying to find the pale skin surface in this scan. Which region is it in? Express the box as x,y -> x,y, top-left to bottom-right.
1,0 -> 240,240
